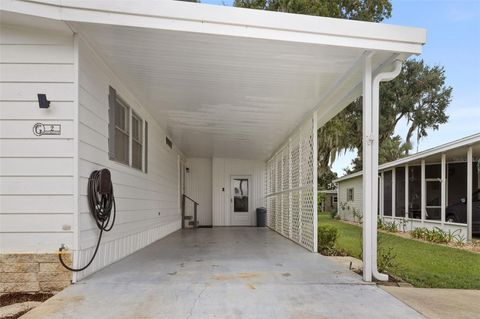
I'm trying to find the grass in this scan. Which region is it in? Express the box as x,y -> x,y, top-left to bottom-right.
319,213 -> 480,289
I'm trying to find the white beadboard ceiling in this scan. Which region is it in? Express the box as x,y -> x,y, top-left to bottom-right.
1,0 -> 425,160
73,23 -> 393,160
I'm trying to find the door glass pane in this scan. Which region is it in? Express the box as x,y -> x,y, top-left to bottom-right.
233,178 -> 249,212
426,181 -> 441,206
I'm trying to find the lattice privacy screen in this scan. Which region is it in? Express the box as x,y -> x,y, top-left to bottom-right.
266,118 -> 317,252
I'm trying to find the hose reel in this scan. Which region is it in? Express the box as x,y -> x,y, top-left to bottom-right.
59,169 -> 116,272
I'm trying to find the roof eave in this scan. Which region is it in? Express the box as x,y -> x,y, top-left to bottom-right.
1,0 -> 426,54
334,133 -> 480,183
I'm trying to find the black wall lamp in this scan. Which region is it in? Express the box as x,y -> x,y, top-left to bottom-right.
37,94 -> 50,108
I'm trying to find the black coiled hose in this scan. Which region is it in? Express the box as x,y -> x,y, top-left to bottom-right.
59,169 -> 116,272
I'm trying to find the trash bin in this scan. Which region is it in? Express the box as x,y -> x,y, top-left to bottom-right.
256,207 -> 267,227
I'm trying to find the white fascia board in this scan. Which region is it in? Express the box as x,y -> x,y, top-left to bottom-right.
319,190 -> 338,194
333,171 -> 364,183
379,133 -> 480,170
316,52 -> 406,132
334,133 -> 480,183
1,0 -> 426,54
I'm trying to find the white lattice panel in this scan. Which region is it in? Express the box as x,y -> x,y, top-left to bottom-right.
267,164 -> 276,228
282,149 -> 290,236
266,118 -> 317,252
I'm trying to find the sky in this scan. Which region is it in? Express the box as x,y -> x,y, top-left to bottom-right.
201,0 -> 480,176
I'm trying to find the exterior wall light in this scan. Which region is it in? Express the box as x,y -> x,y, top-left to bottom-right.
37,93 -> 50,108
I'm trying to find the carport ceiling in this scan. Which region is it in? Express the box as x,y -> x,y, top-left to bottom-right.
75,25 -> 375,160
8,0 -> 425,160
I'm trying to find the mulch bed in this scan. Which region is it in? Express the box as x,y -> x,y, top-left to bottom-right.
0,292 -> 53,307
0,292 -> 54,319
2,309 -> 30,319
338,219 -> 480,254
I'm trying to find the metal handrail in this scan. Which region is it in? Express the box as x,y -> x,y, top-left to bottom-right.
183,194 -> 199,206
182,194 -> 199,229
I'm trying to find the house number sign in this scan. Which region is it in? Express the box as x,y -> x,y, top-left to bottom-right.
33,123 -> 61,136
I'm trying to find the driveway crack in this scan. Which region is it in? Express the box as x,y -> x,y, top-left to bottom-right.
186,284 -> 208,319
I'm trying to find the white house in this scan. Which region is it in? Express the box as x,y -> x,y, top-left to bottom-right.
319,189 -> 338,212
335,133 -> 480,241
0,0 -> 426,290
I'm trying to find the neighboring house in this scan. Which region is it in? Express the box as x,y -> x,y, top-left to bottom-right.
336,172 -> 364,220
319,190 -> 338,212
335,133 -> 480,240
0,0 -> 426,290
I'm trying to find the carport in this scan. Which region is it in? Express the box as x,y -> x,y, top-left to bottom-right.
20,228 -> 423,319
1,0 -> 426,289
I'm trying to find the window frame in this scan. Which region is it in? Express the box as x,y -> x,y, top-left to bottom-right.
347,187 -> 354,202
113,95 -> 130,166
108,86 -> 148,173
131,110 -> 143,171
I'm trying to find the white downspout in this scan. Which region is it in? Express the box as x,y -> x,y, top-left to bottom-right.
371,60 -> 402,281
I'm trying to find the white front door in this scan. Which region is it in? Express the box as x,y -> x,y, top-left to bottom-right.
231,176 -> 251,226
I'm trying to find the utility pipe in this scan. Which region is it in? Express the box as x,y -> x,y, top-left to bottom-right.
371,60 -> 402,281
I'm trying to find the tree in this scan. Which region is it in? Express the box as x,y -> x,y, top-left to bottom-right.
234,0 -> 392,22
318,169 -> 338,190
345,135 -> 412,174
384,60 -> 451,151
234,0 -> 393,189
234,1 -> 452,180
320,59 -> 452,173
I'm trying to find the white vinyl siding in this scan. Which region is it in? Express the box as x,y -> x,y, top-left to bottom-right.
185,158 -> 212,226
76,37 -> 181,279
337,176 -> 363,221
0,23 -> 75,253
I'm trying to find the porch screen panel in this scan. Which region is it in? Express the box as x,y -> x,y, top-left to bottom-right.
266,119 -> 317,252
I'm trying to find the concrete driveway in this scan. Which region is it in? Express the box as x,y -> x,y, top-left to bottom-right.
22,228 -> 423,318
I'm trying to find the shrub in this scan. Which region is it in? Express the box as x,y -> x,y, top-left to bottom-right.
318,224 -> 339,255
377,217 -> 384,230
317,192 -> 326,213
352,208 -> 363,224
330,210 -> 338,219
378,246 -> 398,272
410,227 -> 427,240
377,236 -> 398,273
410,227 -> 463,244
383,221 -> 397,233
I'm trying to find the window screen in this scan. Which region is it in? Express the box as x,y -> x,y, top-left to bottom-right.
114,96 -> 130,165
408,166 -> 422,219
395,167 -> 406,217
383,170 -> 392,216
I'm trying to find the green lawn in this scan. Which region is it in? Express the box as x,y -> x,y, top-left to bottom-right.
319,213 -> 480,289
